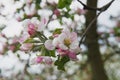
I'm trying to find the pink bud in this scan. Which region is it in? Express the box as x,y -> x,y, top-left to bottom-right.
20,43 -> 33,51
53,9 -> 60,16
8,45 -> 15,51
36,56 -> 43,63
57,48 -> 68,56
68,51 -> 77,60
28,23 -> 36,36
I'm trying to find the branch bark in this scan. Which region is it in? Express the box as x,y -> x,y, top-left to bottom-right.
85,0 -> 109,80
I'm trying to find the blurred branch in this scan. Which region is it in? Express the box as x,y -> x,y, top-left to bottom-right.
77,0 -> 115,11
78,0 -> 115,46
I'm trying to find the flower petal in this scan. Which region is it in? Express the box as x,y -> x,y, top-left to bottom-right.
68,51 -> 77,60
45,40 -> 55,50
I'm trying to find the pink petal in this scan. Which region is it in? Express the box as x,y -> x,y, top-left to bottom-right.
70,32 -> 77,42
19,33 -> 30,43
44,57 -> 52,65
36,56 -> 43,63
68,51 -> 77,60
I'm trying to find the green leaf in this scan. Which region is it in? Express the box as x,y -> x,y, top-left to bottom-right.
32,45 -> 42,52
114,27 -> 120,36
53,28 -> 63,35
36,0 -> 41,4
54,56 -> 70,71
13,43 -> 21,52
24,38 -> 40,43
49,50 -> 56,57
36,32 -> 47,42
41,46 -> 56,57
58,0 -> 72,9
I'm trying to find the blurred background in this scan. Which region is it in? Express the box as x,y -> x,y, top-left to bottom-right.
0,0 -> 120,80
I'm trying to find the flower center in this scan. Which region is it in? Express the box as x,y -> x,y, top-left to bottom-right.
64,38 -> 71,47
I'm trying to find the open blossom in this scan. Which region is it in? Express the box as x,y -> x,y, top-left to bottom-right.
44,28 -> 80,60
23,17 -> 47,36
53,28 -> 79,50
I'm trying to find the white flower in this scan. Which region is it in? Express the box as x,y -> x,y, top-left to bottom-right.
44,40 -> 55,50
53,28 -> 79,50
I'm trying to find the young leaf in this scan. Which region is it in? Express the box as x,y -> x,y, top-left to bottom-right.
54,56 -> 70,71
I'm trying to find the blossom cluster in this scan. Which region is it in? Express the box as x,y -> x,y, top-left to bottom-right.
0,16 -> 81,70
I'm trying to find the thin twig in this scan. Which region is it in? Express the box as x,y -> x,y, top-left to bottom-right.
79,12 -> 102,46
46,13 -> 54,28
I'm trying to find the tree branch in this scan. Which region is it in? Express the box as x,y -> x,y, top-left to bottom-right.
77,0 -> 115,11
78,0 -> 115,47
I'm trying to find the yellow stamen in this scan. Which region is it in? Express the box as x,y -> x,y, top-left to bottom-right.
64,38 -> 71,47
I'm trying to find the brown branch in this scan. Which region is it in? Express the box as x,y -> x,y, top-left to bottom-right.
77,0 -> 115,11
77,0 -> 101,11
78,0 -> 115,46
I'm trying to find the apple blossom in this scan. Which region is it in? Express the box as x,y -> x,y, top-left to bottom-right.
23,17 -> 47,36
53,28 -> 79,51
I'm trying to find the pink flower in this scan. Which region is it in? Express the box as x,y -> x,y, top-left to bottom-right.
27,23 -> 36,36
68,51 -> 77,60
20,43 -> 33,51
57,48 -> 77,60
57,48 -> 68,56
53,9 -> 60,16
35,56 -> 44,63
53,28 -> 79,50
23,17 -> 47,33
